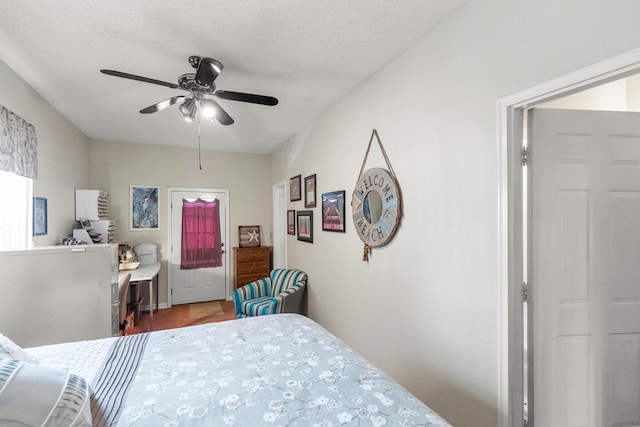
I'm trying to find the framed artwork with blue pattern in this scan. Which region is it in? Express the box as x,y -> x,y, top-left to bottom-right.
33,197 -> 47,236
130,185 -> 159,230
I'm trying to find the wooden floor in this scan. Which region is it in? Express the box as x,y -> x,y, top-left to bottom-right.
129,299 -> 236,334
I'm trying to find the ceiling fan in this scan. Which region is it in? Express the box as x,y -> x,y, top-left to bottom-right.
100,55 -> 278,126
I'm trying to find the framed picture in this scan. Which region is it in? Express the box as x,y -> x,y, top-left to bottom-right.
297,210 -> 313,243
290,175 -> 302,202
239,225 -> 261,247
322,190 -> 346,232
130,185 -> 159,230
304,174 -> 317,208
287,210 -> 296,235
33,197 -> 47,236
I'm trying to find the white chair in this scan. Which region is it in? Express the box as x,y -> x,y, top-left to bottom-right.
118,273 -> 131,332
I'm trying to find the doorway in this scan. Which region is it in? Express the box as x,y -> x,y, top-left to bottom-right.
499,48 -> 640,427
168,187 -> 230,305
272,181 -> 287,269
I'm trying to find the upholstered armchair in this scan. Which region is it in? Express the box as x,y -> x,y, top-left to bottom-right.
233,269 -> 307,318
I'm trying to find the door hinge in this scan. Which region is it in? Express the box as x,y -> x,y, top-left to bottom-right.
522,281 -> 528,302
521,146 -> 529,166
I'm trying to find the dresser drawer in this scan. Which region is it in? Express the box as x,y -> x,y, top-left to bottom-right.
235,248 -> 270,263
233,246 -> 272,288
236,259 -> 270,275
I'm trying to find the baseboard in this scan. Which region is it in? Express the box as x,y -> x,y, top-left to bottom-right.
140,302 -> 169,312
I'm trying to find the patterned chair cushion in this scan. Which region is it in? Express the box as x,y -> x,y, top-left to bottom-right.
239,296 -> 281,317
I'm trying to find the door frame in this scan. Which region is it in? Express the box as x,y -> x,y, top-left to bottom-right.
272,180 -> 287,269
166,186 -> 231,307
498,47 -> 640,426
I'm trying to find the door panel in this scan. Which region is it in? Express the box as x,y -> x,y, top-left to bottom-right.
170,190 -> 228,304
530,108 -> 640,427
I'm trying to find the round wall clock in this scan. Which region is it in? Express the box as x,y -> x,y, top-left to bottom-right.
351,167 -> 401,249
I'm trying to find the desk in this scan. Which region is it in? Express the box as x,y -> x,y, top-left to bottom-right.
119,262 -> 160,331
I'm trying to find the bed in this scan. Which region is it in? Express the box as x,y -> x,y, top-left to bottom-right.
3,314 -> 450,426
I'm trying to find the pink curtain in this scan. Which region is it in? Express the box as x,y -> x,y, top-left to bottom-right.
180,198 -> 222,269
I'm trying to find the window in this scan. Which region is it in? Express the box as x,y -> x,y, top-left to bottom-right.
180,198 -> 222,269
0,170 -> 33,251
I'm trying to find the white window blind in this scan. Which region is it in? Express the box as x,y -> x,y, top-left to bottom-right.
0,170 -> 33,251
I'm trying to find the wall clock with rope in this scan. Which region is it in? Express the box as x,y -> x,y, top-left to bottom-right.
351,129 -> 402,261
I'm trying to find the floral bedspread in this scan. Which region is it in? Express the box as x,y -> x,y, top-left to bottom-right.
32,313 -> 451,426
113,314 -> 450,426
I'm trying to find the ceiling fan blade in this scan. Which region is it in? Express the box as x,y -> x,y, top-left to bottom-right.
214,90 -> 278,106
139,96 -> 185,114
201,99 -> 234,125
195,57 -> 223,87
213,101 -> 235,126
100,69 -> 179,89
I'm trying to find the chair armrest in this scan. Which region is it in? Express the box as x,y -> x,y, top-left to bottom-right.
275,283 -> 306,314
274,283 -> 304,298
233,277 -> 271,315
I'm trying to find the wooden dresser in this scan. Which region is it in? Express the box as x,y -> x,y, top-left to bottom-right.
233,246 -> 272,288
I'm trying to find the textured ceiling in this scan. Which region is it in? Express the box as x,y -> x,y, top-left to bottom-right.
0,1 -> 469,154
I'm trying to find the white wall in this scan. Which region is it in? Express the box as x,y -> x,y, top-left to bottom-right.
89,139 -> 273,306
0,245 -> 114,347
270,1 -> 640,426
0,61 -> 91,245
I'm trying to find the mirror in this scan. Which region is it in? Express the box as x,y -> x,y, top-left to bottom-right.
363,190 -> 383,224
351,167 -> 402,250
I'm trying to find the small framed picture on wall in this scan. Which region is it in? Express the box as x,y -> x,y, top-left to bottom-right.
33,197 -> 47,236
321,190 -> 345,232
287,210 -> 296,235
297,210 -> 313,243
290,175 -> 302,202
304,174 -> 317,208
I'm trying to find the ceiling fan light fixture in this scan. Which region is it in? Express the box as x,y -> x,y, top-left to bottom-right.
183,111 -> 196,122
179,97 -> 196,115
200,99 -> 217,119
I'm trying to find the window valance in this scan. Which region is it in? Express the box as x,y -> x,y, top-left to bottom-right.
0,104 -> 38,179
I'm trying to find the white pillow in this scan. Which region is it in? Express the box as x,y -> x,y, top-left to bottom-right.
0,359 -> 92,426
0,333 -> 38,364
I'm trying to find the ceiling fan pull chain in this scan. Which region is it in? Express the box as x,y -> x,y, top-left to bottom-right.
198,121 -> 203,170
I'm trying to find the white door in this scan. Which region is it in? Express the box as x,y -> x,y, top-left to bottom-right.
530,108 -> 640,426
169,189 -> 228,305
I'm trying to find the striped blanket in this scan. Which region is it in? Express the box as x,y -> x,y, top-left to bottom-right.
90,333 -> 149,426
